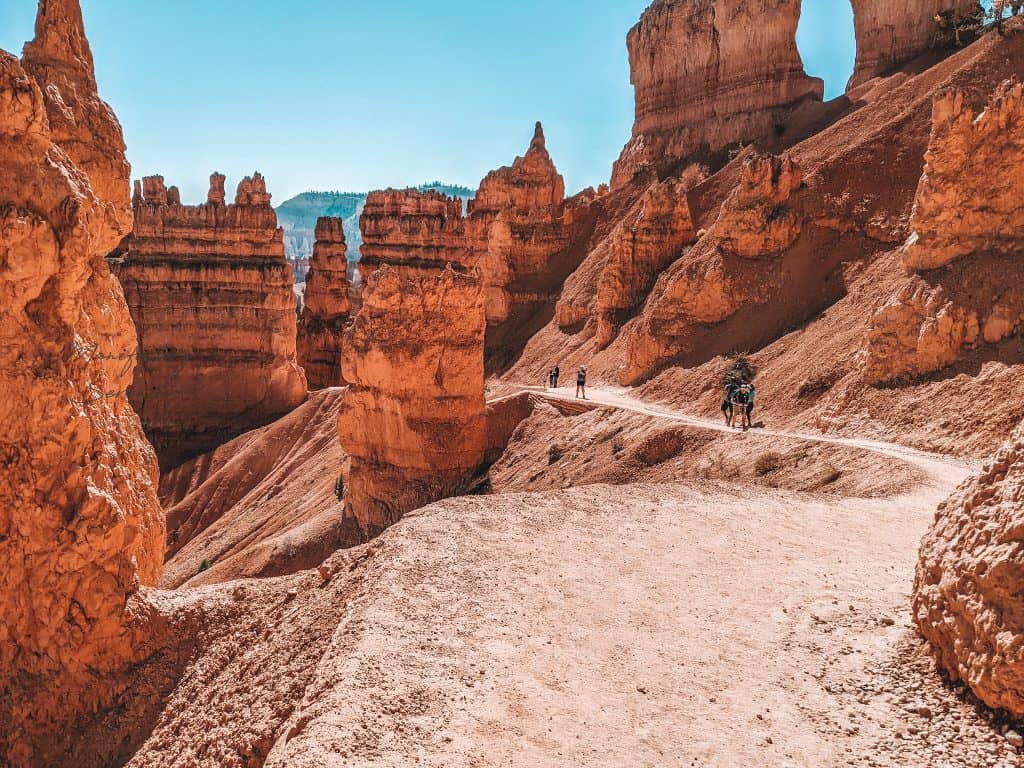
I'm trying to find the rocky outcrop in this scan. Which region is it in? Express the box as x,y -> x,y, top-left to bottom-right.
621,153 -> 805,383
0,2 -> 164,764
358,188 -> 470,279
340,196 -> 486,535
112,172 -> 307,469
468,123 -> 570,345
914,422 -> 1024,717
903,82 -> 1024,271
848,0 -> 979,90
865,81 -> 1024,383
594,177 -> 696,349
297,217 -> 351,389
611,0 -> 822,189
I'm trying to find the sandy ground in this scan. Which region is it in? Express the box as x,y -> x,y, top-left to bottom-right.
257,388 -> 1019,767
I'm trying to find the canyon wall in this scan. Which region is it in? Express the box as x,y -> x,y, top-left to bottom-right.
611,0 -> 823,189
865,81 -> 1024,384
112,172 -> 307,469
848,0 -> 979,90
297,216 -> 351,389
914,421 -> 1024,717
340,189 -> 486,536
0,2 -> 165,764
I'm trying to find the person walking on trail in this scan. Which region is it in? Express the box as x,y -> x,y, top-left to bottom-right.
721,381 -> 738,426
576,366 -> 588,399
547,369 -> 554,389
552,365 -> 560,389
745,381 -> 756,425
731,384 -> 751,430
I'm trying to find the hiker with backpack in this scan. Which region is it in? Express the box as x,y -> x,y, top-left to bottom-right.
576,366 -> 587,399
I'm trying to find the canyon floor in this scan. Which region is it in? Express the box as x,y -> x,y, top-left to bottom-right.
121,388 -> 1023,768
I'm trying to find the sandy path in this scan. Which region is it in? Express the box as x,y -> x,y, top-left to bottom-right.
264,387 -> 1023,767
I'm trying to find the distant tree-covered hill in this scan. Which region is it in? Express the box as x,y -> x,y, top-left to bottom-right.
276,183 -> 475,268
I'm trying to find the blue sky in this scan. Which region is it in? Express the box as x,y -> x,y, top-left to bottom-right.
1,2 -> 856,203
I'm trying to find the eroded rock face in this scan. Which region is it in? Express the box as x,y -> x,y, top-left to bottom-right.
611,0 -> 822,189
914,422 -> 1024,717
621,153 -> 804,383
297,217 -> 351,389
865,81 -> 1024,383
358,188 -> 470,279
340,198 -> 486,535
848,0 -> 978,90
903,82 -> 1024,271
594,177 -> 696,349
0,2 -> 164,763
468,122 -> 569,342
112,172 -> 308,469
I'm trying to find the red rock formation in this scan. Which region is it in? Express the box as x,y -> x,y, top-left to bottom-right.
848,0 -> 979,90
594,177 -> 697,349
621,153 -> 805,384
0,2 -> 164,764
865,81 -> 1024,383
611,0 -> 822,189
914,422 -> 1024,717
468,122 -> 571,352
358,187 -> 470,279
112,171 -> 308,469
339,235 -> 486,535
297,217 -> 351,389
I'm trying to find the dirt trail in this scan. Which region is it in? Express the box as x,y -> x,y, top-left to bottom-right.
496,384 -> 973,486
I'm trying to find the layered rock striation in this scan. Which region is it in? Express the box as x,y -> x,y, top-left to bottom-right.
297,216 -> 352,389
621,153 -> 806,383
865,81 -> 1024,384
0,2 -> 164,764
611,0 -> 823,189
914,422 -> 1024,717
468,123 -> 571,352
848,0 -> 979,90
340,187 -> 486,536
112,172 -> 307,469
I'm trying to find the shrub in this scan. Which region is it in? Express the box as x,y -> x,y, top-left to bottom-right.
755,452 -> 784,476
334,474 -> 345,502
548,444 -> 564,464
197,559 -> 211,574
721,355 -> 756,388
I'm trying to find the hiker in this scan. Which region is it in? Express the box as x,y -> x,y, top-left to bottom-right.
547,369 -> 554,389
552,365 -> 560,388
721,381 -> 738,426
576,366 -> 587,399
745,381 -> 756,425
732,384 -> 751,430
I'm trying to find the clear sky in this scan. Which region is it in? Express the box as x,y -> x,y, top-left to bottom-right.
1,1 -> 857,204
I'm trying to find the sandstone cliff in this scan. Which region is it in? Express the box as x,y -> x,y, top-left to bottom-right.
112,172 -> 308,469
865,80 -> 1024,384
0,2 -> 164,764
297,216 -> 351,389
468,123 -> 571,355
848,0 -> 979,90
914,421 -> 1024,717
611,0 -> 823,189
339,265 -> 486,536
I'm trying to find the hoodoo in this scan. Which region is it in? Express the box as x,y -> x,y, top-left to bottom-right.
0,1 -> 164,763
848,0 -> 979,90
339,189 -> 486,536
297,216 -> 352,389
611,0 -> 823,189
467,123 -> 569,352
112,172 -> 308,469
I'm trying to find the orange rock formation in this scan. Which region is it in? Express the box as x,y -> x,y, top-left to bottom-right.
0,2 -> 164,764
611,0 -> 822,189
866,80 -> 1024,384
468,123 -> 571,353
340,188 -> 486,535
848,0 -> 978,90
112,172 -> 307,469
297,217 -> 352,389
914,422 -> 1024,717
